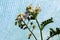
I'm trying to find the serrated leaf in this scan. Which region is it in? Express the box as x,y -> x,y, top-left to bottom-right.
56,28 -> 60,34
47,28 -> 60,40
50,28 -> 56,37
40,17 -> 53,30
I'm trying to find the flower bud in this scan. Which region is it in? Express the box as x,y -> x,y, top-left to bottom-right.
26,4 -> 34,13
34,6 -> 41,14
23,25 -> 27,30
28,33 -> 32,39
30,22 -> 33,25
32,25 -> 36,29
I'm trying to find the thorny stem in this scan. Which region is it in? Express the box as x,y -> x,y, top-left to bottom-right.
23,20 -> 37,40
36,18 -> 43,40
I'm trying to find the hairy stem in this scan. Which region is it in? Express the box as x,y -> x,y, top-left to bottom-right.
36,19 -> 43,40
23,20 -> 37,40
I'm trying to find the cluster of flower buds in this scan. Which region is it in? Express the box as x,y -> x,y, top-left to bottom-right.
16,14 -> 25,21
15,4 -> 41,22
15,4 -> 41,39
15,14 -> 28,29
25,4 -> 41,20
15,4 -> 41,29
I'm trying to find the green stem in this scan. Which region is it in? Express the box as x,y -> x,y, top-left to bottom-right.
23,20 -> 37,40
36,19 -> 43,40
40,30 -> 43,40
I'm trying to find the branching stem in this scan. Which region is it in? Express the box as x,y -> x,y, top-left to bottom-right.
36,19 -> 43,40
23,20 -> 37,40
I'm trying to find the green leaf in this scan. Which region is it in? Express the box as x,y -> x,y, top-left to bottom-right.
50,28 -> 56,37
40,17 -> 53,30
56,28 -> 60,34
47,28 -> 60,40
